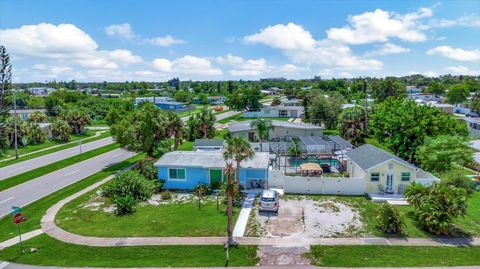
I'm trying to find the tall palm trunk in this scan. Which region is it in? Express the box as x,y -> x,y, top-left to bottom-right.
236,159 -> 241,188
226,164 -> 235,246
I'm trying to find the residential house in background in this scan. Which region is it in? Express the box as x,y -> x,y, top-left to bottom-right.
228,120 -> 323,142
193,139 -> 225,151
281,98 -> 302,106
243,105 -> 304,118
261,87 -> 282,95
193,96 -> 226,105
154,151 -> 270,189
27,87 -> 55,96
134,96 -> 189,111
9,109 -> 47,120
428,103 -> 454,114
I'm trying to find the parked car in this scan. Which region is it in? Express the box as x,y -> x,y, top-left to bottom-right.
259,190 -> 279,213
214,106 -> 223,112
466,112 -> 480,118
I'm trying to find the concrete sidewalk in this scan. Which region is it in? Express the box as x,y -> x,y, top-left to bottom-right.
0,229 -> 44,250
233,193 -> 255,237
41,179 -> 480,247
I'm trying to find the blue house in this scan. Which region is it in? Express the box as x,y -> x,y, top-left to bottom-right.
154,151 -> 270,190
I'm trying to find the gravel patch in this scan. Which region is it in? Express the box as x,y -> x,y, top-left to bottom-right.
248,196 -> 363,238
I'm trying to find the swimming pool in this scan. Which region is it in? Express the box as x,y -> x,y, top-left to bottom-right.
290,158 -> 339,168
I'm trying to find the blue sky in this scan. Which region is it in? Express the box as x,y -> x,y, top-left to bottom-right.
0,0 -> 479,82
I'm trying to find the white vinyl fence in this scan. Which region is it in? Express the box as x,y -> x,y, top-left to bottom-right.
268,170 -> 366,195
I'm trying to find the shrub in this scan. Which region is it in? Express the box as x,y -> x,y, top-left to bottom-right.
102,171 -> 155,202
160,190 -> 172,200
405,182 -> 468,235
113,195 -> 136,216
442,172 -> 475,196
135,157 -> 158,180
376,203 -> 405,234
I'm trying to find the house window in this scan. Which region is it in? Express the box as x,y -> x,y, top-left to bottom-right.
401,172 -> 411,181
388,163 -> 393,170
371,172 -> 380,181
279,110 -> 288,117
169,168 -> 186,180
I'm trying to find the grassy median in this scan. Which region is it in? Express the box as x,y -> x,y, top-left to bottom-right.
0,131 -> 111,168
308,245 -> 480,267
0,234 -> 258,267
0,154 -> 144,242
0,142 -> 119,192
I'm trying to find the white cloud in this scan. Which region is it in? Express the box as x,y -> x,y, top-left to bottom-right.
244,23 -> 383,72
0,23 -> 142,70
427,46 -> 480,61
147,35 -> 186,46
153,55 -> 222,76
244,22 -> 315,50
327,8 -> 432,44
445,66 -> 480,76
424,71 -> 439,77
216,54 -> 271,76
216,54 -> 307,77
105,23 -> 135,39
429,15 -> 480,28
1,23 -> 98,58
365,43 -> 410,56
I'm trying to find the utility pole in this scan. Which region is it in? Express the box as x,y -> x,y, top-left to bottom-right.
13,89 -> 18,159
364,79 -> 368,133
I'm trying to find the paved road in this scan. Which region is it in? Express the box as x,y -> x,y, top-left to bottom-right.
0,137 -> 114,180
0,148 -> 132,218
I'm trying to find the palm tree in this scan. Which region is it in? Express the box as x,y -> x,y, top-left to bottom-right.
27,111 -> 47,123
223,161 -> 237,246
61,109 -> 92,134
196,107 -> 215,139
28,123 -> 46,144
51,120 -> 72,142
223,137 -> 255,188
165,112 -> 184,149
338,107 -> 367,147
250,118 -> 274,151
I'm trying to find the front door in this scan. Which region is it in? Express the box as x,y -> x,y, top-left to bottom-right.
386,174 -> 394,194
209,169 -> 223,188
247,132 -> 255,142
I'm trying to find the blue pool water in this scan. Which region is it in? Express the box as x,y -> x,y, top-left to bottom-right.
290,158 -> 339,168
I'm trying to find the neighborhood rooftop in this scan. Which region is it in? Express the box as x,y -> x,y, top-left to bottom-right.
193,139 -> 225,147
154,151 -> 270,169
227,120 -> 322,133
345,144 -> 415,170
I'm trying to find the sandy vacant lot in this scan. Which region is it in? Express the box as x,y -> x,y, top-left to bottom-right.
246,196 -> 363,238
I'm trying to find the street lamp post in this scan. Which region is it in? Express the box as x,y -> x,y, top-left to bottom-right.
13,89 -> 18,159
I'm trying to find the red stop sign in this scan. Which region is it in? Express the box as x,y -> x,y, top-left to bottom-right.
13,213 -> 23,224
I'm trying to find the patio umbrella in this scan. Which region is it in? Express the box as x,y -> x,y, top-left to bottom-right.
299,162 -> 322,171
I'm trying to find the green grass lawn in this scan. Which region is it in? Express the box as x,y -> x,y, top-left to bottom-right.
91,119 -> 108,126
0,142 -> 119,192
217,113 -> 292,124
0,234 -> 258,267
0,130 -> 95,161
216,113 -> 243,124
0,131 -> 111,168
0,154 -> 144,242
287,193 -> 480,238
56,190 -> 241,237
308,245 -> 480,267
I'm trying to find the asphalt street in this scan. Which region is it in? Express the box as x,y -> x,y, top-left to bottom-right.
0,137 -> 114,181
0,148 -> 132,218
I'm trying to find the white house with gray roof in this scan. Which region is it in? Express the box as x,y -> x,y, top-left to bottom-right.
243,105 -> 304,118
227,120 -> 323,142
345,144 -> 439,195
193,139 -> 225,151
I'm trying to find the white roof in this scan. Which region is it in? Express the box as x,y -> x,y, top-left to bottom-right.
154,151 -> 269,169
